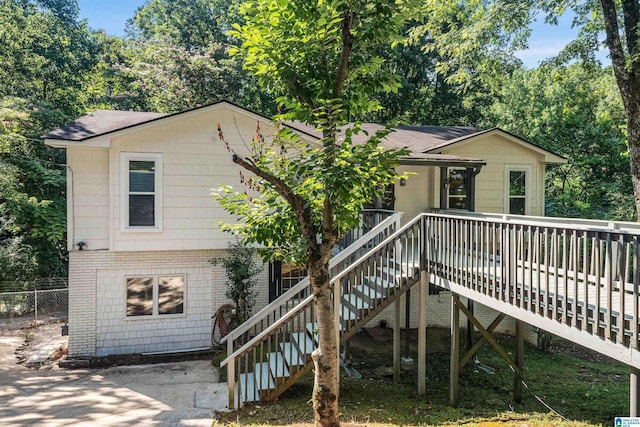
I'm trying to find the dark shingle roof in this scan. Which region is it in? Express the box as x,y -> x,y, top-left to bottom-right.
44,104 -> 561,165
44,108 -> 483,155
285,122 -> 482,153
381,124 -> 481,152
42,110 -> 167,141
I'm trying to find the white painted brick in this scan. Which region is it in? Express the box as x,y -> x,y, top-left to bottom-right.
67,248 -> 272,357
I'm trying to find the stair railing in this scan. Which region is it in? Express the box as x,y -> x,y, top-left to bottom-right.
221,211 -> 402,355
337,209 -> 399,248
332,215 -> 425,340
221,213 -> 425,408
220,294 -> 316,408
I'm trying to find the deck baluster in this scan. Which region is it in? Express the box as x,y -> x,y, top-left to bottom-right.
551,227 -> 559,321
561,229 -> 568,324
571,230 -> 579,328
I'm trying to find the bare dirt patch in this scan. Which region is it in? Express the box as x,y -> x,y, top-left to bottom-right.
346,326 -> 612,379
11,322 -> 68,370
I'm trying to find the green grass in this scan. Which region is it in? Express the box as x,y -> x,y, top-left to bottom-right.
216,330 -> 629,426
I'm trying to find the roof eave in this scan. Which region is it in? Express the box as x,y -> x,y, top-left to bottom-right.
41,100 -> 291,146
44,137 -> 110,148
399,157 -> 486,167
424,127 -> 568,164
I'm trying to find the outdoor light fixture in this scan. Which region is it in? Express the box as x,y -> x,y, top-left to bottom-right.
77,241 -> 87,250
399,178 -> 407,186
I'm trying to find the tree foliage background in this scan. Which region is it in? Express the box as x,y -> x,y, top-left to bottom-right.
0,0 -> 634,288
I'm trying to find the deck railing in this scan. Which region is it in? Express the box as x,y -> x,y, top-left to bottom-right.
425,212 -> 640,361
221,210 -> 402,351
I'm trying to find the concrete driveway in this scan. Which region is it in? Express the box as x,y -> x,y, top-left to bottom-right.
0,334 -> 227,426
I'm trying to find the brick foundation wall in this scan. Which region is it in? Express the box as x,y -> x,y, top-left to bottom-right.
68,250 -> 269,358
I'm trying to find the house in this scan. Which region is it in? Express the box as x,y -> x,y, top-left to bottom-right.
43,101 -> 566,359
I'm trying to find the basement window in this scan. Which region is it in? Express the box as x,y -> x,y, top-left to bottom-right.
126,275 -> 185,317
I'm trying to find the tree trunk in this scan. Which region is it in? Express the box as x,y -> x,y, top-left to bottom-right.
598,0 -> 640,219
238,292 -> 246,323
627,100 -> 640,218
309,260 -> 340,427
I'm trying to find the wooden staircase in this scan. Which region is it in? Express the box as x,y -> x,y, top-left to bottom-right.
232,257 -> 421,405
219,210 -> 422,407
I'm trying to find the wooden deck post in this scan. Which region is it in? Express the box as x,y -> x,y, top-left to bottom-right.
227,339 -> 235,409
450,293 -> 460,407
466,300 -> 474,350
513,320 -> 524,403
632,367 -> 640,416
405,289 -> 411,356
418,270 -> 427,395
334,284 -> 341,398
394,296 -> 401,383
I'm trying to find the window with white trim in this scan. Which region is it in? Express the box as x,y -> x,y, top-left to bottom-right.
121,153 -> 163,231
504,165 -> 530,215
126,275 -> 185,317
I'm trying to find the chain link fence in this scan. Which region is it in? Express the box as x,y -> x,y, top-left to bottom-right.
0,278 -> 68,329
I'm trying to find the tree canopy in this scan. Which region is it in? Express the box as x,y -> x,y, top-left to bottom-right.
214,1 -> 421,425
491,63 -> 632,220
0,0 -> 96,285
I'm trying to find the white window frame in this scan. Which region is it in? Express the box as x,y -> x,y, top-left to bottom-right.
124,274 -> 186,319
120,152 -> 163,232
504,164 -> 531,215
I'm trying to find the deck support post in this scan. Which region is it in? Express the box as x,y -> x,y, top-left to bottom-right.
227,338 -> 235,409
393,296 -> 401,383
405,289 -> 411,357
466,300 -> 474,350
450,293 -> 460,407
632,367 -> 640,416
513,320 -> 524,403
334,283 -> 341,399
418,270 -> 428,395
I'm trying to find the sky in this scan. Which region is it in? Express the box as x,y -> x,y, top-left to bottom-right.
77,0 -> 609,69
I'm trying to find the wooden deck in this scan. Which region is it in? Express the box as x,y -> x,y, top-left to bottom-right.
425,213 -> 640,367
221,211 -> 640,410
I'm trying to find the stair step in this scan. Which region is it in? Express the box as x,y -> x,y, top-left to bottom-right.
397,259 -> 420,271
379,266 -> 407,283
280,342 -> 306,366
339,305 -> 358,321
254,361 -> 275,390
307,319 -> 347,334
290,332 -> 316,355
354,284 -> 385,302
267,351 -> 290,378
365,275 -> 395,289
238,372 -> 258,403
306,322 -> 318,337
342,293 -> 370,311
363,276 -> 395,297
